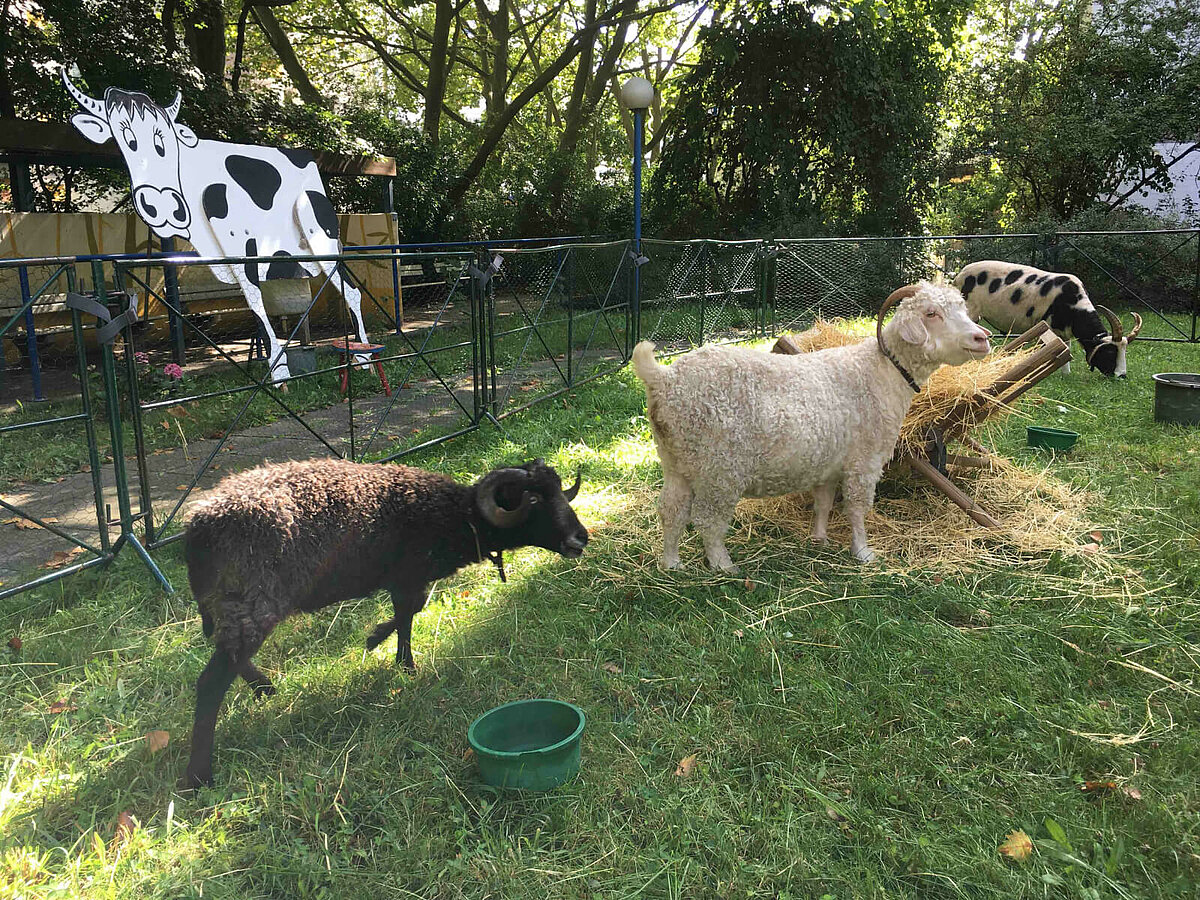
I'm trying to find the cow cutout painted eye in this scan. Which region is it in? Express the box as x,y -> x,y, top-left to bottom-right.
120,126 -> 137,152
153,130 -> 166,157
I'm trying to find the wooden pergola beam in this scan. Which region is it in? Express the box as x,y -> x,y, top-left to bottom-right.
0,119 -> 397,178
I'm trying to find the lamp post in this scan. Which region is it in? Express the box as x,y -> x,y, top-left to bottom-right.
620,76 -> 654,345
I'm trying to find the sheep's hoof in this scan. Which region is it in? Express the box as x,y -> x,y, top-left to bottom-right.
810,535 -> 831,548
659,556 -> 685,571
181,768 -> 213,791
853,546 -> 878,563
710,561 -> 741,575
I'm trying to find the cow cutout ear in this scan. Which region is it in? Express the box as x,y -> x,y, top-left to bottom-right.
71,113 -> 112,144
174,123 -> 199,148
897,313 -> 928,345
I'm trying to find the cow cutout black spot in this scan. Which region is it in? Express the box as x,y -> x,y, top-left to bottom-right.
202,183 -> 228,220
989,278 -> 1002,293
1009,288 -> 1023,305
244,238 -> 260,286
1004,269 -> 1024,284
266,250 -> 307,281
280,147 -> 315,169
226,155 -> 282,211
307,190 -> 340,241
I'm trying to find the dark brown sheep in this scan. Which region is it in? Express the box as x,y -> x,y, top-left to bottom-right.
182,457 -> 587,788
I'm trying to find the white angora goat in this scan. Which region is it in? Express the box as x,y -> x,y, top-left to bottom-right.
633,282 -> 991,571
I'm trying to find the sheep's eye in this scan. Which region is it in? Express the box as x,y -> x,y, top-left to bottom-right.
925,311 -> 939,319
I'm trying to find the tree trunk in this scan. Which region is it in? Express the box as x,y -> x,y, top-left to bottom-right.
183,0 -> 228,85
254,6 -> 326,106
425,0 -> 454,143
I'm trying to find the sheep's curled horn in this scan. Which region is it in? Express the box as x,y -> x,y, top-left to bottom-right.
476,466 -> 583,528
876,283 -> 923,354
1095,305 -> 1143,343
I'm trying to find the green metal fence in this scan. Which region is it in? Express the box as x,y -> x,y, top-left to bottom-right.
2,229 -> 1198,600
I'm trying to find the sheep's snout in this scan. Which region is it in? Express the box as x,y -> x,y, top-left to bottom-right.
560,526 -> 589,558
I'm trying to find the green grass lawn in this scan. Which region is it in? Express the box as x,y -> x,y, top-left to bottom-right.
1,339 -> 1198,898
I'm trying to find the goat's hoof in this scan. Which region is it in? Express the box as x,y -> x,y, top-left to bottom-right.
853,547 -> 878,563
659,556 -> 684,571
711,562 -> 741,575
810,536 -> 830,548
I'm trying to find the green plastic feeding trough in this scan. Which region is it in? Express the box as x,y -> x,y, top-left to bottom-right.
1152,373 -> 1200,426
468,699 -> 585,791
1027,425 -> 1080,451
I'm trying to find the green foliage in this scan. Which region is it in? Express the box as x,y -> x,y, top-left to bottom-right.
647,0 -> 971,238
940,0 -> 1200,224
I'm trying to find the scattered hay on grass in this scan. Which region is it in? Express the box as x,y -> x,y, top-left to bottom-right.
741,454 -> 1102,569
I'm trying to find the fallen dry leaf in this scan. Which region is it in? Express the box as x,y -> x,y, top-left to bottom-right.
47,699 -> 77,714
825,806 -> 847,823
42,547 -> 85,569
674,753 -> 698,778
743,577 -> 755,592
166,405 -> 190,418
176,485 -> 189,491
1123,786 -> 1143,801
7,517 -> 60,530
1080,780 -> 1118,795
8,636 -> 22,651
111,811 -> 137,851
602,662 -> 623,675
1080,542 -> 1101,554
160,420 -> 171,430
998,830 -> 1033,862
462,748 -> 476,764
144,730 -> 170,754
1088,530 -> 1103,544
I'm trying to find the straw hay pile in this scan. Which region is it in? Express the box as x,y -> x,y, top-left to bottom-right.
740,320 -> 1100,563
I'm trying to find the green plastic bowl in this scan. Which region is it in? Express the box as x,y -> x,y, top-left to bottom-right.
1027,425 -> 1080,451
468,699 -> 585,791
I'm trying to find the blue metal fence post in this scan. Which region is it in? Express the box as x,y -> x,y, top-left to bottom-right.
621,77 -> 654,347
17,266 -> 46,402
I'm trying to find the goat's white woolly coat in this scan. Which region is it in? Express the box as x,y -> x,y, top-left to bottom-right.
633,282 -> 989,569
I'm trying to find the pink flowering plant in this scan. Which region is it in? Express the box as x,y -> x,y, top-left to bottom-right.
133,350 -> 188,399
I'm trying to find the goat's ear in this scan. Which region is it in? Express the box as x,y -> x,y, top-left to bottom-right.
896,311 -> 929,345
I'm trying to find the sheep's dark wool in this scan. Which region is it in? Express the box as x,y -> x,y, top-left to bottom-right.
182,457 -> 587,789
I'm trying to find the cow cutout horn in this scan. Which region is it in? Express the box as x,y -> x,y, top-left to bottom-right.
1096,305 -> 1123,342
165,90 -> 183,121
563,469 -> 582,502
62,69 -> 105,117
876,284 -> 923,354
477,468 -> 536,528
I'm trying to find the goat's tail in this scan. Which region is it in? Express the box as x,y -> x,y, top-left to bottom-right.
631,341 -> 664,389
184,528 -> 217,638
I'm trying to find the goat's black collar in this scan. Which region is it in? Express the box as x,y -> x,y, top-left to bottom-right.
879,339 -> 921,393
468,519 -> 507,583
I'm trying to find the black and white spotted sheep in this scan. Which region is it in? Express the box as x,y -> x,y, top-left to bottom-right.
63,71 -> 368,382
953,260 -> 1141,377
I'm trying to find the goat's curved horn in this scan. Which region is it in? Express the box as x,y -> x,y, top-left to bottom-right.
165,90 -> 183,121
62,67 -> 105,117
876,284 -> 923,354
476,468 -> 535,528
1096,305 -> 1123,342
563,469 -> 582,502
1127,310 -> 1143,341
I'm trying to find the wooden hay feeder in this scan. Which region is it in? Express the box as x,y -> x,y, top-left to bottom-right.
771,320 -> 1072,530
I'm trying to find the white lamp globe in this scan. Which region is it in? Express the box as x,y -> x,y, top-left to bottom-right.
620,77 -> 655,110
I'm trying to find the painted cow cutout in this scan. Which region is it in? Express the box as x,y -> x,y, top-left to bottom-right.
63,71 -> 370,382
